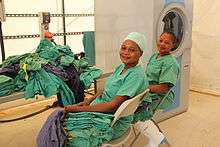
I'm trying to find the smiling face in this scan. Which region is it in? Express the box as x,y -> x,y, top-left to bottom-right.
157,32 -> 175,56
119,40 -> 143,68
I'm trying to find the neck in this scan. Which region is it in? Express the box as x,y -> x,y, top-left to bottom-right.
124,62 -> 138,69
158,52 -> 170,56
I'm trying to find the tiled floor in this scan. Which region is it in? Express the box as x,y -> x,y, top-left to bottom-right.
0,91 -> 220,147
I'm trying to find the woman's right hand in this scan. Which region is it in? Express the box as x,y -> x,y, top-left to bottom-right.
76,96 -> 95,106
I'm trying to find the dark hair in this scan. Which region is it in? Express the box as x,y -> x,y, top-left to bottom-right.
161,31 -> 177,44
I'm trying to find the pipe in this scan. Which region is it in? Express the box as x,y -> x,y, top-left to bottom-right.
0,22 -> 5,61
62,0 -> 66,45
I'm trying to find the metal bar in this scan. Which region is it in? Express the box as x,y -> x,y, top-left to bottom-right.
62,0 -> 66,45
50,14 -> 94,17
53,32 -> 84,36
3,32 -> 84,40
3,34 -> 40,39
6,14 -> 94,17
0,22 -> 5,61
6,14 -> 38,17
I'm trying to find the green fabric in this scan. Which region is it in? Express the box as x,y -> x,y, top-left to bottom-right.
16,69 -> 76,105
60,55 -> 75,66
19,53 -> 49,71
0,75 -> 15,96
65,64 -> 147,147
1,53 -> 31,67
83,31 -> 95,66
36,39 -> 75,66
146,52 -> 180,109
72,57 -> 90,72
91,64 -> 147,105
65,112 -> 114,147
79,67 -> 103,89
36,39 -> 59,63
14,70 -> 27,92
124,32 -> 147,52
65,114 -> 133,147
56,45 -> 75,66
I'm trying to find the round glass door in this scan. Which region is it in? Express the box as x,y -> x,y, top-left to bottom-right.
157,6 -> 188,57
162,11 -> 184,51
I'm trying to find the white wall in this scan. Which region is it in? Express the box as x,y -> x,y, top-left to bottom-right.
0,0 -> 94,63
95,0 -> 154,73
190,0 -> 220,95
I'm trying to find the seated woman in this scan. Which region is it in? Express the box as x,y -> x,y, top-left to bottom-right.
133,31 -> 180,122
37,32 -> 148,147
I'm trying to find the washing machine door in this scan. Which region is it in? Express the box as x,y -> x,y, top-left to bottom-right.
156,3 -> 191,57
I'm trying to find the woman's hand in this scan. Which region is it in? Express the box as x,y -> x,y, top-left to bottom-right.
76,99 -> 91,106
76,96 -> 95,106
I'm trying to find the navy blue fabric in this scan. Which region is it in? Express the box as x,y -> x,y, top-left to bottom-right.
0,64 -> 20,78
37,109 -> 67,147
64,66 -> 85,103
43,64 -> 85,103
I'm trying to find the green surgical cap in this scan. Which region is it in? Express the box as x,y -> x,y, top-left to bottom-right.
124,32 -> 147,52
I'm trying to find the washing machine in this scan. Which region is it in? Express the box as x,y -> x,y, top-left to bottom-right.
95,0 -> 193,121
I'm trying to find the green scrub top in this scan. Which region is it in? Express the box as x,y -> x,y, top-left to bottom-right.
91,64 -> 148,105
146,52 -> 180,109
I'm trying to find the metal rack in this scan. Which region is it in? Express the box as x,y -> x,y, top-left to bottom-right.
3,13 -> 93,40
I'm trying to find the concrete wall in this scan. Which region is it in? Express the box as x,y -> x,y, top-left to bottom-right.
190,0 -> 220,95
95,0 -> 154,73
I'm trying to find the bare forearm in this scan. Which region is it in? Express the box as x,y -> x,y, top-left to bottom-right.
74,102 -> 119,113
149,84 -> 170,93
66,96 -> 127,113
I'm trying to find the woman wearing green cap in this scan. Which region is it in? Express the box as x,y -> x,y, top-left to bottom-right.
37,32 -> 148,147
65,32 -> 148,113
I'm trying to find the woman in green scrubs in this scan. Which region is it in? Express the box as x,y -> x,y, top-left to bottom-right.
64,32 -> 148,146
132,31 -> 180,124
146,31 -> 180,109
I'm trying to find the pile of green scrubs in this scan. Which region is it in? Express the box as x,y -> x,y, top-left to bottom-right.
79,66 -> 103,89
0,75 -> 15,96
0,39 -> 102,105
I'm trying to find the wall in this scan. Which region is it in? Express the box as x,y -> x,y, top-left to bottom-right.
190,0 -> 220,95
95,0 -> 154,73
0,0 -> 94,63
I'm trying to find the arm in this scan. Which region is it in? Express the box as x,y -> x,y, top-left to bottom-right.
149,83 -> 171,93
65,95 -> 128,113
150,60 -> 179,94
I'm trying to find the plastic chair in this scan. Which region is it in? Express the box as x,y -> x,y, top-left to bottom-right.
101,88 -> 150,147
102,88 -> 173,147
131,89 -> 173,147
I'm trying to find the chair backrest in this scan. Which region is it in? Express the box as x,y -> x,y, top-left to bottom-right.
111,89 -> 150,127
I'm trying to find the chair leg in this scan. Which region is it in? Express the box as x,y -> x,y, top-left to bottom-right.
150,119 -> 171,147
129,123 -> 148,147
